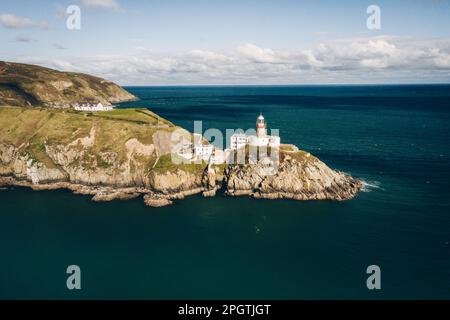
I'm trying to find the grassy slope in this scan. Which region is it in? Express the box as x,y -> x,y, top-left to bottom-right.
153,153 -> 207,175
0,61 -> 136,107
0,106 -> 212,177
0,106 -> 176,170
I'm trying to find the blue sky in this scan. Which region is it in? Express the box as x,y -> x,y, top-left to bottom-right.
1,0 -> 450,84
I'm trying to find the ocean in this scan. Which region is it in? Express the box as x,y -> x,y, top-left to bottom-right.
1,85 -> 450,299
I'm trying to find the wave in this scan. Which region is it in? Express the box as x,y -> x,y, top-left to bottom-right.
360,179 -> 384,192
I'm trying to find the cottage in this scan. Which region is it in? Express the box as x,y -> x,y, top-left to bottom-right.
73,102 -> 114,112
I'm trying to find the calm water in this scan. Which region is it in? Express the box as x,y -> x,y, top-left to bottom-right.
1,85 -> 450,299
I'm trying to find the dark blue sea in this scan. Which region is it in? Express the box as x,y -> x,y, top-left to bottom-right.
1,85 -> 450,299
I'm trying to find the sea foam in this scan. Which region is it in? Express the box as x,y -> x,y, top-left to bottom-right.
360,180 -> 383,192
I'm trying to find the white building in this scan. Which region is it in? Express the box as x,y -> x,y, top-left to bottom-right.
177,141 -> 194,160
174,134 -> 215,162
192,133 -> 214,161
230,133 -> 248,150
175,114 -> 280,164
73,103 -> 114,112
248,135 -> 280,148
194,144 -> 214,161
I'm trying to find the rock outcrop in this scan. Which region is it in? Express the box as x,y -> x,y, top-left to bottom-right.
143,169 -> 204,207
224,152 -> 361,201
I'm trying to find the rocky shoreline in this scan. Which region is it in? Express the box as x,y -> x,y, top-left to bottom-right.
0,175 -> 215,207
223,153 -> 362,202
0,145 -> 362,207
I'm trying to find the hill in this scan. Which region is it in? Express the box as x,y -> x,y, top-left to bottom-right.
0,61 -> 136,108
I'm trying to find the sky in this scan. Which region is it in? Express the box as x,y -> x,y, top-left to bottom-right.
1,0 -> 450,85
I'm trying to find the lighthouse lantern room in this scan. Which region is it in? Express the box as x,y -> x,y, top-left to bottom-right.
256,113 -> 267,137
229,113 -> 281,150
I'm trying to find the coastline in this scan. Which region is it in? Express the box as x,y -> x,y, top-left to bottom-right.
0,62 -> 364,208
0,156 -> 363,206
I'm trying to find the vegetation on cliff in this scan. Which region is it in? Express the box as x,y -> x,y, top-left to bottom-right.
0,106 -> 172,169
0,61 -> 136,108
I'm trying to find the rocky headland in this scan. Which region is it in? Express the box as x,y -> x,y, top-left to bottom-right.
0,62 -> 362,207
0,61 -> 136,108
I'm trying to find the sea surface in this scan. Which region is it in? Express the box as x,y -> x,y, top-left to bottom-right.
1,85 -> 450,299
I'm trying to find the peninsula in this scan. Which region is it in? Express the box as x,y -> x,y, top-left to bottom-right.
0,61 -> 362,207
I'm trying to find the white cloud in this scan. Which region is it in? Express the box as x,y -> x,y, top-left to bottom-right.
80,0 -> 120,10
313,36 -> 450,72
12,36 -> 450,85
0,14 -> 49,29
237,43 -> 280,63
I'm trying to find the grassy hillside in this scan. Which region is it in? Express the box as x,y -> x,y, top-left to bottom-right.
0,106 -> 213,180
0,61 -> 137,108
0,106 -> 177,169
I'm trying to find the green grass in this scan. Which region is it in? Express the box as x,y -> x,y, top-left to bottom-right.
153,153 -> 207,175
0,106 -> 178,171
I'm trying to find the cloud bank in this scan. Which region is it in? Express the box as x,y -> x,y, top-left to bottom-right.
80,0 -> 120,10
13,36 -> 450,85
0,14 -> 49,29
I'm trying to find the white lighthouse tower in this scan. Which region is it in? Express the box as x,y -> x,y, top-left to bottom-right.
256,113 -> 267,137
230,113 -> 280,150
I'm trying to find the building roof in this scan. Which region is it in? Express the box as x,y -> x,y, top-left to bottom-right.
231,133 -> 248,138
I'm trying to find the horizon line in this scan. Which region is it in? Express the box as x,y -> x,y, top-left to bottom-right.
121,82 -> 450,87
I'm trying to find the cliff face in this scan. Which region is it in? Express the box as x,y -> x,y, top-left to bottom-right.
224,151 -> 361,201
0,106 -> 209,205
0,61 -> 136,108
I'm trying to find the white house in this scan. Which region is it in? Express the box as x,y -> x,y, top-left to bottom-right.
190,133 -> 213,161
174,134 -> 215,162
194,144 -> 214,161
73,103 -> 114,112
230,133 -> 248,150
177,142 -> 194,160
